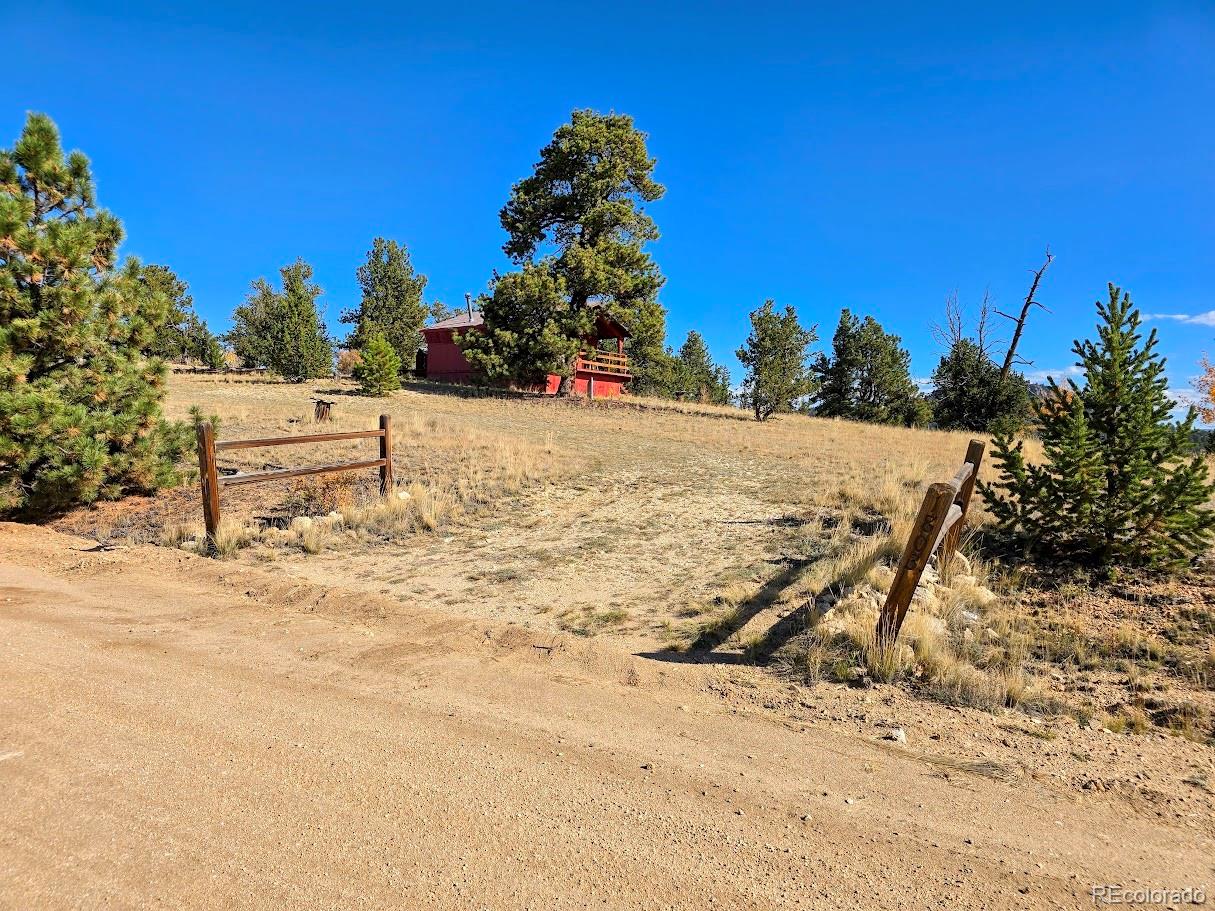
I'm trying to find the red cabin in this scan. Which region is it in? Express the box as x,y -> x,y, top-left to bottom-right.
420,307 -> 632,398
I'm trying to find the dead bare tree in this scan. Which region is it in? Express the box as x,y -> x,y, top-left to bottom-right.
931,288 -> 998,357
975,289 -> 995,358
931,290 -> 965,349
997,250 -> 1054,383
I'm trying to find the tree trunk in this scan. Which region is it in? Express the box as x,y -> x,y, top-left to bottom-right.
998,251 -> 1054,385
557,374 -> 574,397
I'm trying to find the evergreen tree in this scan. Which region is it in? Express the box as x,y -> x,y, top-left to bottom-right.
982,284 -> 1215,571
353,330 -> 402,396
670,331 -> 731,403
140,264 -> 225,367
813,310 -> 928,426
341,238 -> 428,375
226,276 -> 278,368
461,110 -> 666,392
227,260 -> 333,380
930,338 -> 1031,434
459,266 -> 583,386
196,324 -> 226,370
735,301 -> 817,421
0,113 -> 192,514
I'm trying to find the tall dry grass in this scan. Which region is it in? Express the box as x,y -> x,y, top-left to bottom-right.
163,376 -> 558,556
792,543 -> 1051,713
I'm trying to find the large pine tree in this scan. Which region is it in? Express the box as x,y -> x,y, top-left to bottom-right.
341,238 -> 428,375
982,284 -> 1215,570
930,337 -> 1030,434
673,331 -> 731,404
461,110 -> 666,392
0,113 -> 191,514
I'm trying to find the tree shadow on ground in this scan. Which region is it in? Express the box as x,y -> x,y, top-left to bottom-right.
399,380 -> 543,401
637,556 -> 823,667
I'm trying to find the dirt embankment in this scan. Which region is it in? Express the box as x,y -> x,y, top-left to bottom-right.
1,522 -> 1210,909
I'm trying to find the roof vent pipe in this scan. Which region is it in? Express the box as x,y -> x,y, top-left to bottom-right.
465,293 -> 473,321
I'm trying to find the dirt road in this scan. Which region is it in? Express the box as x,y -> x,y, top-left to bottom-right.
1,524 -> 1207,909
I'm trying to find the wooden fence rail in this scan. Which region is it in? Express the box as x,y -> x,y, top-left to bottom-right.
874,439 -> 985,644
196,415 -> 394,544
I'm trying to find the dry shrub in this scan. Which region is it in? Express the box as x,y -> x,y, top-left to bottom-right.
336,349 -> 362,377
297,520 -> 330,554
212,518 -> 257,557
160,520 -> 202,549
284,475 -> 361,517
340,482 -> 459,538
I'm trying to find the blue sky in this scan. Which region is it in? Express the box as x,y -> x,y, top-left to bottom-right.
9,2 -> 1215,399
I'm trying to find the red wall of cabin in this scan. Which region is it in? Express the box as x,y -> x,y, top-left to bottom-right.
421,327 -> 475,382
422,327 -> 626,398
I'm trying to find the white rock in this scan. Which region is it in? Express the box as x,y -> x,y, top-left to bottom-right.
921,616 -> 948,637
396,490 -> 411,501
882,728 -> 907,745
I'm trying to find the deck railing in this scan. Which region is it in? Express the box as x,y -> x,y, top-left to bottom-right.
575,350 -> 631,376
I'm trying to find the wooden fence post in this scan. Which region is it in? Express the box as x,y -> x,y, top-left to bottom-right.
379,414 -> 394,495
196,421 -> 221,544
940,439 -> 986,569
875,482 -> 956,643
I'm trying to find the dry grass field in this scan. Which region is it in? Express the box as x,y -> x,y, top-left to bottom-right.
68,373 -> 998,641
57,373 -> 1214,740
8,371 -> 1214,907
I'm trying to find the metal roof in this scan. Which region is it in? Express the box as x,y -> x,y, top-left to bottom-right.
426,311 -> 484,330
424,304 -> 630,337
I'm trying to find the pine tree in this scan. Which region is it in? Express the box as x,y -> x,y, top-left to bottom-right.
666,331 -> 731,403
226,275 -> 277,368
341,238 -> 428,374
813,311 -> 929,426
459,266 -> 583,386
353,331 -> 402,396
930,337 -> 1031,434
0,113 -> 191,514
195,322 -> 227,370
982,284 -> 1215,571
141,264 -> 225,367
461,110 -> 666,392
227,260 -> 333,381
814,309 -> 863,417
735,301 -> 817,421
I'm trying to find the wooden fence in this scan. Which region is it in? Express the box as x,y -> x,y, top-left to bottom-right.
196,415 -> 394,543
875,439 -> 985,643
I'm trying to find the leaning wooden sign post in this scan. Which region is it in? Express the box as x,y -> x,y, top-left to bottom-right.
196,415 -> 394,544
875,440 -> 985,644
